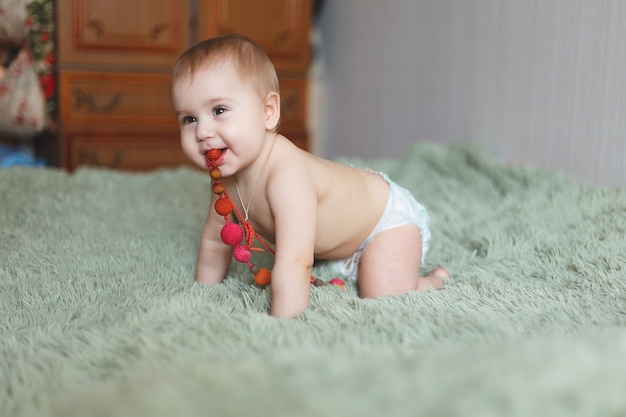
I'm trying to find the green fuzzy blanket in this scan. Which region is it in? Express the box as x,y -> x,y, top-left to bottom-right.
2,142 -> 626,417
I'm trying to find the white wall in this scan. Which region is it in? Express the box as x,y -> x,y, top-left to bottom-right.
314,0 -> 626,187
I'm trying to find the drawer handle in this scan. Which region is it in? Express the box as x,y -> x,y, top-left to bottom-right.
73,88 -> 122,114
86,19 -> 167,43
86,19 -> 105,38
282,92 -> 299,113
150,23 -> 169,42
273,30 -> 291,47
78,149 -> 123,167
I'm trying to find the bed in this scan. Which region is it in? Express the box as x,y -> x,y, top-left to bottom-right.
1,141 -> 625,416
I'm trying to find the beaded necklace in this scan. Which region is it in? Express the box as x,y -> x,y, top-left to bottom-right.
206,148 -> 274,286
205,148 -> 345,289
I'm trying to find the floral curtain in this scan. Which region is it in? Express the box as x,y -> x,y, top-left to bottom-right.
0,0 -> 55,139
26,0 -> 56,126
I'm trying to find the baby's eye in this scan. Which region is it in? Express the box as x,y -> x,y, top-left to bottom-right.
181,116 -> 196,125
212,106 -> 227,116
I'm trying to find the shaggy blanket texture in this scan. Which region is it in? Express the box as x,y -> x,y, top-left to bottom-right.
1,142 -> 626,416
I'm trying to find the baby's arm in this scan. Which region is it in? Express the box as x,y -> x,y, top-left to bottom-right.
196,207 -> 233,284
267,168 -> 318,318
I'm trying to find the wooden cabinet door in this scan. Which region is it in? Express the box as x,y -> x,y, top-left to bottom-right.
197,0 -> 311,73
58,0 -> 190,70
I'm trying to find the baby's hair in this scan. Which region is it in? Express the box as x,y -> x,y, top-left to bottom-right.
172,33 -> 281,131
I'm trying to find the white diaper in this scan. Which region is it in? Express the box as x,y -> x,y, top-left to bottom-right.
329,172 -> 431,280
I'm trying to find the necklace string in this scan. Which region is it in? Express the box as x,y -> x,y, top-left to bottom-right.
233,137 -> 276,222
233,180 -> 252,222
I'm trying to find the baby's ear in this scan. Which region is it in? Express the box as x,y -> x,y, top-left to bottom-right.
264,92 -> 280,131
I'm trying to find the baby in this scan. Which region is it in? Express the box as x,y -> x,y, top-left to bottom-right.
171,34 -> 449,318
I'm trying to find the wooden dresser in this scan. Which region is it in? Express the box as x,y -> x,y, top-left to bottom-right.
57,0 -> 311,171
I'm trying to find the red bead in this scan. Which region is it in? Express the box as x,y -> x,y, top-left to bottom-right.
233,245 -> 251,263
215,197 -> 233,216
329,278 -> 346,290
206,149 -> 222,161
220,223 -> 243,246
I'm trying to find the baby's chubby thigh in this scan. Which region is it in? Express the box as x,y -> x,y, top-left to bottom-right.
356,223 -> 424,298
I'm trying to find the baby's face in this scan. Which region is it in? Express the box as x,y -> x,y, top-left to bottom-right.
172,62 -> 268,175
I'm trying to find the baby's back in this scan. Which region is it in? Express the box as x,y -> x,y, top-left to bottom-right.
303,150 -> 389,259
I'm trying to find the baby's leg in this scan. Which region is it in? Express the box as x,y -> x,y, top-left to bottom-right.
357,224 -> 449,298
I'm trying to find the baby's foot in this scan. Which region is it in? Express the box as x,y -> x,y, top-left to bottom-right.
417,267 -> 449,291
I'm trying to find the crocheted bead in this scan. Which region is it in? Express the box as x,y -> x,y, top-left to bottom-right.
209,167 -> 222,180
233,245 -> 251,263
329,278 -> 346,290
220,223 -> 243,246
254,267 -> 271,286
214,197 -> 233,216
206,149 -> 222,161
212,183 -> 225,195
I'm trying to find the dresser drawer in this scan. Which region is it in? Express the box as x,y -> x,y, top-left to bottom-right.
64,129 -> 190,171
57,0 -> 189,71
60,72 -> 178,128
